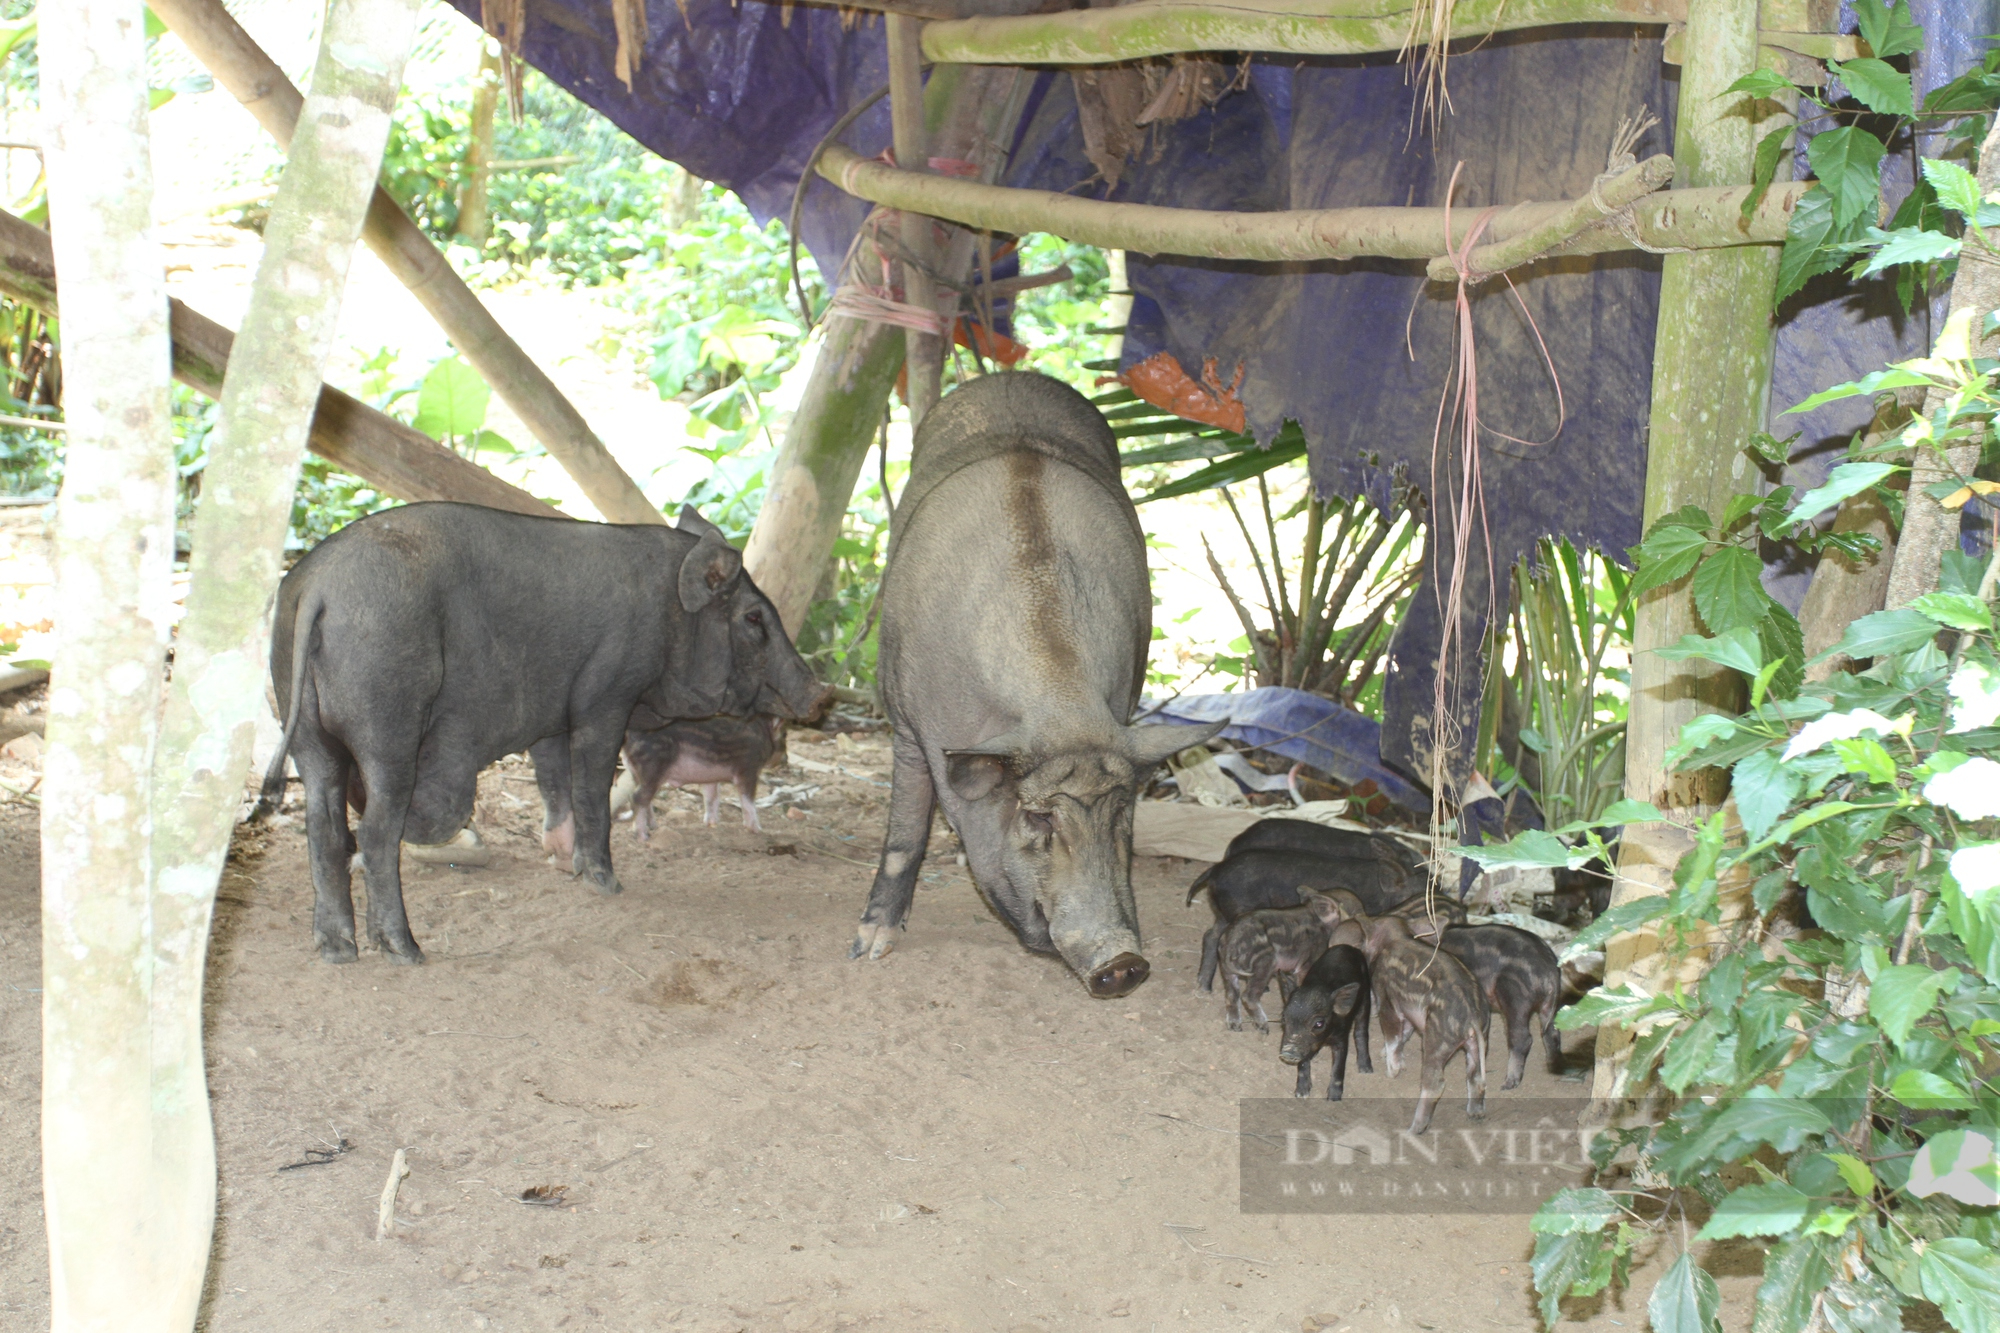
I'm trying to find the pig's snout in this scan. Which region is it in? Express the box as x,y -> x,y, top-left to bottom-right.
1087,952 -> 1150,998
1278,1040 -> 1307,1065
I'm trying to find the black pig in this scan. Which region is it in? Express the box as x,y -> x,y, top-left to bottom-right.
1277,944 -> 1373,1100
1436,923 -> 1563,1088
1221,819 -> 1426,881
1217,892 -> 1350,1033
605,714 -> 786,838
1356,914 -> 1489,1134
1188,850 -> 1428,992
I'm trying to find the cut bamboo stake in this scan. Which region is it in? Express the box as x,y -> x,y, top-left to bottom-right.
376,1148 -> 410,1240
922,0 -> 1687,66
0,208 -> 555,517
819,141 -> 1805,262
887,13 -> 942,427
1885,113 -> 2000,609
40,1 -> 178,1323
149,0 -> 663,525
1422,154 -> 1675,283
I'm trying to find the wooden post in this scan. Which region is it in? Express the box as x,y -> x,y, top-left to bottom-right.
887,13 -> 943,426
1884,115 -> 2000,608
1593,0 -> 1787,1104
743,65 -> 1030,633
39,2 -> 180,1323
149,0 -> 663,526
0,208 -> 555,517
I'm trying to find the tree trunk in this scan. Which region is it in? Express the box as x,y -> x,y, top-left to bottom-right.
39,2 -> 180,1325
1799,397 -> 1908,678
1884,114 -> 2000,608
149,0 -> 663,526
743,315 -> 907,633
145,1 -> 418,1313
453,39 -> 501,247
1594,0 -> 1786,1107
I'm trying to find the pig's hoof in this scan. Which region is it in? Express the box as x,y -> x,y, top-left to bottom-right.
1325,1088 -> 1345,1102
590,873 -> 624,896
851,922 -> 896,961
1225,1019 -> 1242,1032
376,933 -> 426,965
317,937 -> 358,964
1501,1075 -> 1522,1092
1254,1021 -> 1270,1035
1086,952 -> 1149,998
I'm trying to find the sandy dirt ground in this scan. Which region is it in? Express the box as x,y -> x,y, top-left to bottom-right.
0,731 -> 1768,1332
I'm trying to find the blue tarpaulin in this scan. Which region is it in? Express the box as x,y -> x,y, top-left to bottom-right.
451,0 -> 1998,795
1143,686 -> 1428,813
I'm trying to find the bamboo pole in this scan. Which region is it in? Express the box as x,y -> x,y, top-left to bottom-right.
922,0 -> 1687,65
147,2 -> 421,1321
0,208 -> 556,517
148,0 -> 663,526
818,142 -> 1807,262
453,38 -> 501,246
1884,114 -> 2000,608
40,1 -> 180,1324
1422,154 -> 1675,283
887,13 -> 943,427
1593,0 -> 1788,1106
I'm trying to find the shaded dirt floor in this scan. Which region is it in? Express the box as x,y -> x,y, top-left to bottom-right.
0,731 -> 1766,1331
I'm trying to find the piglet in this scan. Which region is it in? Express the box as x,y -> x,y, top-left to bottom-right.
1277,942 -> 1373,1100
611,714 -> 786,838
1435,923 -> 1563,1089
1217,891 -> 1350,1033
1356,914 -> 1489,1134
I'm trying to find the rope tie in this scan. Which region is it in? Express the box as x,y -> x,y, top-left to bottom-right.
1587,110 -> 1693,256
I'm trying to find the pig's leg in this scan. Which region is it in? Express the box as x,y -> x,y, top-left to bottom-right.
736,774 -> 760,832
1197,923 -> 1221,993
530,736 -> 574,860
1353,978 -> 1375,1074
1220,966 -> 1245,1032
1293,1047 -> 1314,1099
853,730 -> 935,961
1541,996 -> 1563,1076
1497,975 -> 1534,1091
701,783 -> 721,827
1247,953 -> 1276,1034
1409,1032 -> 1443,1135
1466,1011 -> 1490,1119
295,736 -> 360,964
565,722 -> 627,894
351,752 -> 423,964
629,765 -> 664,844
1326,1027 -> 1348,1102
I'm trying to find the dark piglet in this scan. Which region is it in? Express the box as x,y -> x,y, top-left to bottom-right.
1356,914 -> 1489,1134
1220,819 -> 1426,880
1433,923 -> 1563,1089
1217,891 -> 1350,1033
605,714 -> 786,837
1277,943 -> 1373,1100
1539,855 -> 1613,927
262,502 -> 822,965
1188,850 -> 1434,992
1379,888 -> 1467,938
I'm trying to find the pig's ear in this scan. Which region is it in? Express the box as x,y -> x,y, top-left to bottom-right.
1330,982 -> 1361,1016
676,504 -> 727,542
1123,720 -> 1228,769
943,730 -> 1027,801
679,535 -> 744,613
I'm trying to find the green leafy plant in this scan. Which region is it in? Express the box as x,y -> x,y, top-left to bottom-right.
1740,0 -> 2000,309
1465,303 -> 2000,1327
1486,538 -> 1637,829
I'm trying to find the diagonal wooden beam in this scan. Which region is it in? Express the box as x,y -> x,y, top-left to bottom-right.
0,207 -> 559,518
150,0 -> 663,526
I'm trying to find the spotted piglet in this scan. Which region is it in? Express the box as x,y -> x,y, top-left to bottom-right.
611,715 -> 786,838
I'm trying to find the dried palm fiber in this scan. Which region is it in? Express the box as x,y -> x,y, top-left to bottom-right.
1401,0 -> 1462,132
478,0 -> 525,119
612,0 -> 649,90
